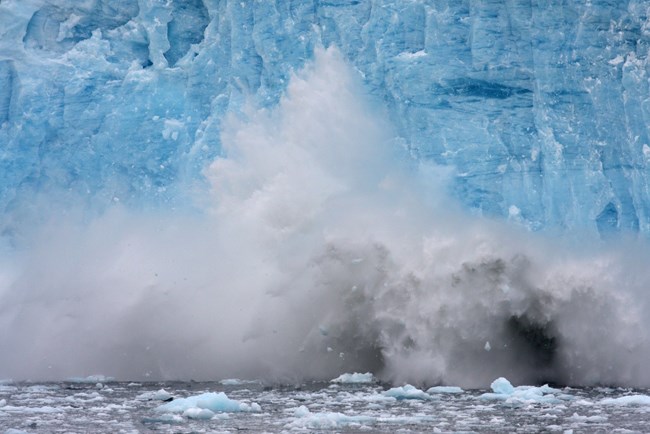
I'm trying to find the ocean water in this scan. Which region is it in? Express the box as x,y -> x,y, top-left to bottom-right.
1,379 -> 649,433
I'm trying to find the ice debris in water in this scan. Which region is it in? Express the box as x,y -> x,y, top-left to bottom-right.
480,377 -> 572,405
331,372 -> 375,384
136,389 -> 172,401
600,395 -> 650,406
288,405 -> 375,429
155,391 -> 261,414
427,386 -> 464,394
383,384 -> 435,400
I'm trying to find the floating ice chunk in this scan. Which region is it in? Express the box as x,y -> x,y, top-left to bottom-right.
287,406 -> 375,429
136,389 -> 172,401
0,399 -> 5,407
67,375 -> 115,383
491,377 -> 515,395
4,430 -> 32,434
331,373 -> 375,384
484,341 -> 492,351
479,377 -> 568,405
293,405 -> 311,417
426,386 -> 464,394
567,412 -> 608,423
155,392 -> 261,413
383,385 -> 435,400
0,405 -> 62,414
601,395 -> 650,406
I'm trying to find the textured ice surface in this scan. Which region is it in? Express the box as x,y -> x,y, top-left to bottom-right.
1,0 -> 650,235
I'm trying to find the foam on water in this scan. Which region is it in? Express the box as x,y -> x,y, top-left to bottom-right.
0,47 -> 650,389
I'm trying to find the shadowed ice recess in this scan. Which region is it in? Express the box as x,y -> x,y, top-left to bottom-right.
1,1 -> 650,388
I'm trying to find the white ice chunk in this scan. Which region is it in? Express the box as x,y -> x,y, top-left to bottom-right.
491,377 -> 515,394
479,377 -> 569,405
383,384 -> 435,400
567,412 -> 608,423
331,372 -> 375,384
155,392 -> 261,413
136,389 -> 172,401
601,395 -> 650,406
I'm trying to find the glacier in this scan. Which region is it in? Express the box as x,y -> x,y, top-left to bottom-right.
2,0 -> 650,388
1,0 -> 649,235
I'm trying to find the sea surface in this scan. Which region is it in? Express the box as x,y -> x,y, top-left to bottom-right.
1,379 -> 649,433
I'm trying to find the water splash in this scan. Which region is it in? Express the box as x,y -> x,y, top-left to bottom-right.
1,47 -> 649,387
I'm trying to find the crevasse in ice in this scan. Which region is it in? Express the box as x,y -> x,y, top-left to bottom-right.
1,1 -> 650,236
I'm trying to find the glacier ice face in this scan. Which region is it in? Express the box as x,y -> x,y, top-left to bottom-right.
1,0 -> 650,235
2,14 -> 650,388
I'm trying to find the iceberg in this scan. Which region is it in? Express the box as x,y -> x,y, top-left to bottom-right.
155,391 -> 261,414
331,372 -> 375,384
479,377 -> 571,406
383,384 -> 435,400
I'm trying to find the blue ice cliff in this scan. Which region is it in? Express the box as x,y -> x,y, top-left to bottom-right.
1,0 -> 650,236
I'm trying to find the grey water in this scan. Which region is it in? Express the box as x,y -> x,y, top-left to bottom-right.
1,380 -> 649,433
